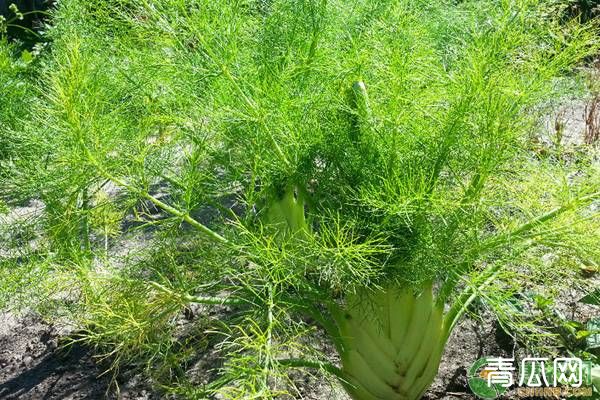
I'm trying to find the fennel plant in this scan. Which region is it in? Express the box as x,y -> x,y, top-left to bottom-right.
1,0 -> 599,399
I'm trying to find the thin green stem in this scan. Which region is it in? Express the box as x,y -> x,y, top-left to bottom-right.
79,139 -> 228,244
276,358 -> 346,381
479,191 -> 599,252
442,265 -> 502,343
263,286 -> 275,391
149,281 -> 245,306
439,191 -> 599,305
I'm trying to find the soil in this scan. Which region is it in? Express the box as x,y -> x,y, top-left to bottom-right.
0,313 -> 157,400
0,312 -> 107,400
0,309 -> 521,400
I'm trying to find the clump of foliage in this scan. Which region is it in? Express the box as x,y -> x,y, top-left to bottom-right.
1,0 -> 599,399
0,36 -> 35,166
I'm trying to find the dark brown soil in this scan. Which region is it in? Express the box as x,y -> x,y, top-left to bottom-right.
0,313 -> 156,400
0,311 -> 503,400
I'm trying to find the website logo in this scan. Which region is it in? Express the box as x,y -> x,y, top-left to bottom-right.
468,356 -> 596,399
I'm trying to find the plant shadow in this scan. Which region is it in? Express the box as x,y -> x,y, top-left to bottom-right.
0,343 -> 110,400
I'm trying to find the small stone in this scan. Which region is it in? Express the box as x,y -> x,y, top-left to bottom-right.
541,252 -> 558,266
22,356 -> 33,367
